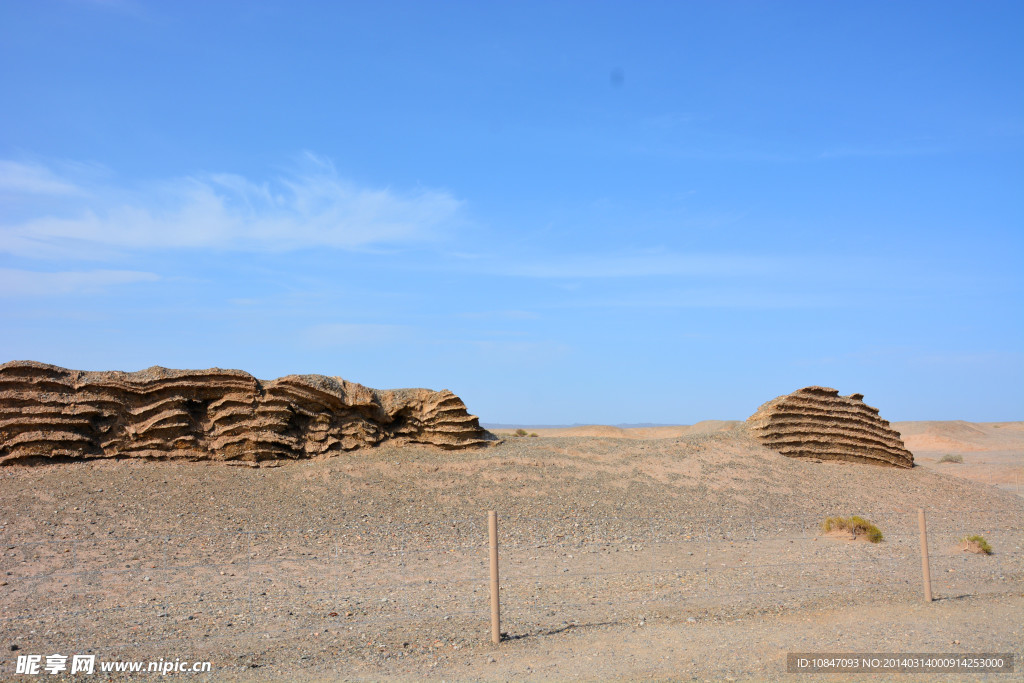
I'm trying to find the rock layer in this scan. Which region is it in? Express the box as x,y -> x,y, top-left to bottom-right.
0,361 -> 494,465
747,386 -> 913,468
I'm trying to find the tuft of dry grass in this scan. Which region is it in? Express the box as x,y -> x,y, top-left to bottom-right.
961,534 -> 993,554
822,515 -> 883,543
938,454 -> 964,464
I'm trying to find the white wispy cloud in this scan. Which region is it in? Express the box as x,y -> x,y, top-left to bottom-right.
461,339 -> 572,363
0,160 -> 88,197
0,268 -> 159,297
490,251 -> 778,278
796,347 -> 1024,368
0,154 -> 463,258
818,143 -> 940,159
457,310 -> 540,320
301,323 -> 412,348
66,0 -> 151,19
540,287 -> 833,309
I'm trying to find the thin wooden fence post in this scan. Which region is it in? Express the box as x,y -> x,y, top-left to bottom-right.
488,510 -> 501,644
918,508 -> 933,602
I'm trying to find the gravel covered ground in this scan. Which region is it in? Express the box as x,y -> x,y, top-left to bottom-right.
1,425 -> 1021,680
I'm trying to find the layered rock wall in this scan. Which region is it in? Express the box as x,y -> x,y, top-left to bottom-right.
0,361 -> 494,465
747,386 -> 913,468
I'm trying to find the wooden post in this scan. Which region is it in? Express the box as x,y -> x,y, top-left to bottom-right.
488,510 -> 501,644
918,508 -> 932,602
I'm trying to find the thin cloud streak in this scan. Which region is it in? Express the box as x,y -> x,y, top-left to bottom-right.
800,348 -> 1024,368
0,161 -> 87,197
0,157 -> 463,258
818,144 -> 942,159
457,310 -> 540,320
301,323 -> 412,348
540,287 -> 836,310
489,252 -> 781,279
0,268 -> 159,297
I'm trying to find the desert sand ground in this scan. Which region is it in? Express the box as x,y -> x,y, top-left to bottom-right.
894,421 -> 1024,497
496,420 -> 1024,498
1,422 -> 1021,681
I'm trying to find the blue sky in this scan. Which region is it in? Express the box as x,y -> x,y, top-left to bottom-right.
2,1 -> 1022,424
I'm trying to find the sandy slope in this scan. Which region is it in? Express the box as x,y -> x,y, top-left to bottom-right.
894,421 -> 1024,453
1,421 -> 1021,680
893,421 -> 1024,495
495,420 -> 1024,497
492,420 -> 741,440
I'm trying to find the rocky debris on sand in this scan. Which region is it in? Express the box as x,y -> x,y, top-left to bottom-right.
0,360 -> 495,465
746,386 -> 914,468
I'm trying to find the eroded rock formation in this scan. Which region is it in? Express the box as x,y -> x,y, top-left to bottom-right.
747,386 -> 913,468
0,361 -> 494,465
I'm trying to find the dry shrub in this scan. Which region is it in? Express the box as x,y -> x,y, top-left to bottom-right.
822,515 -> 883,543
961,535 -> 993,554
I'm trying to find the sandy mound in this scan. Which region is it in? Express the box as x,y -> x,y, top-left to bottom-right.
500,420 -> 742,440
0,421 -> 1020,680
0,360 -> 494,465
895,420 -> 1024,454
893,421 -> 1023,496
747,386 -> 913,468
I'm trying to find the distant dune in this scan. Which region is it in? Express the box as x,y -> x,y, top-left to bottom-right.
489,420 -> 742,440
893,421 -> 1023,494
893,420 -> 1024,453
2,412 -> 1020,679
491,419 -> 1023,496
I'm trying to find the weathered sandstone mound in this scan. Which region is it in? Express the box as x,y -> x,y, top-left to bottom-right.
0,361 -> 494,465
747,386 -> 914,468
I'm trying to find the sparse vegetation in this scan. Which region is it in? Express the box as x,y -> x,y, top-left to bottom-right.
514,428 -> 528,437
822,515 -> 883,543
938,454 -> 964,464
962,534 -> 993,554
529,432 -> 538,437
